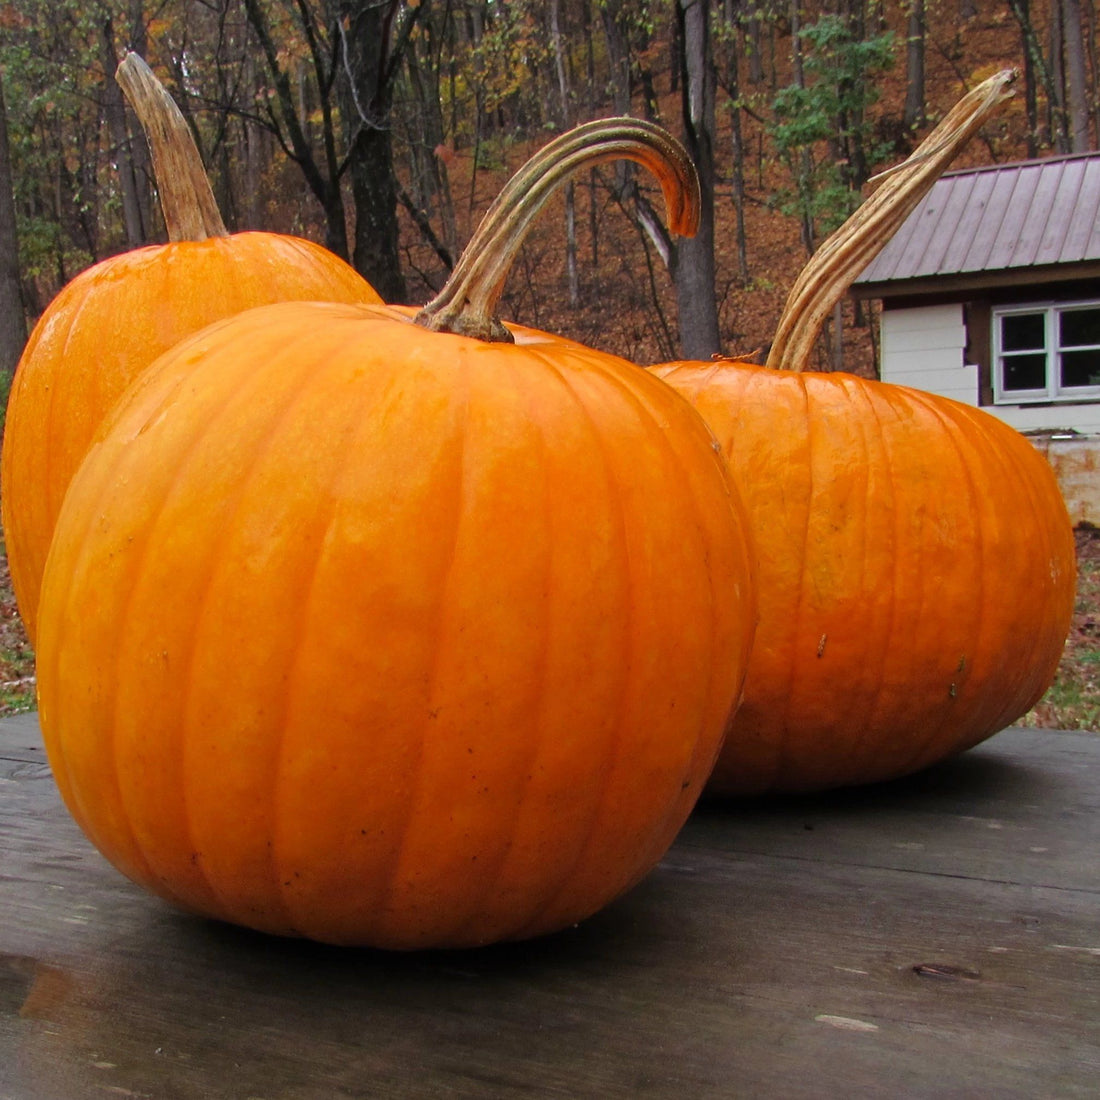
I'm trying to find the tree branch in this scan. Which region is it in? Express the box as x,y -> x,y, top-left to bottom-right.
396,180 -> 454,272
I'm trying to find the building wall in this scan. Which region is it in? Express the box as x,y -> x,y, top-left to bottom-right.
880,304 -> 977,404
982,400 -> 1100,433
879,303 -> 1100,523
880,302 -> 1100,432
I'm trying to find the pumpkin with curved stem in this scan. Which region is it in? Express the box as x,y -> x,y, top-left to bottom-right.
36,119 -> 757,948
1,52 -> 380,643
656,359 -> 1075,794
653,69 -> 1077,795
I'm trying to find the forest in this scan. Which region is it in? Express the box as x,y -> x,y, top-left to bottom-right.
1,0 -> 1098,379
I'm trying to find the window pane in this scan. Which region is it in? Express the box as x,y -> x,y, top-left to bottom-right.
1059,308 -> 1100,348
1001,312 -> 1046,351
1002,353 -> 1048,391
1061,350 -> 1100,389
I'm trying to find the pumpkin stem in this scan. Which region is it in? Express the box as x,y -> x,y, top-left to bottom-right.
115,52 -> 228,242
766,67 -> 1017,373
415,118 -> 700,343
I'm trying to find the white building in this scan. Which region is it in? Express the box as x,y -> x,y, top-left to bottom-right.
853,152 -> 1100,523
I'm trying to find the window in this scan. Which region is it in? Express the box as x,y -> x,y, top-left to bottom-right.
993,301 -> 1100,404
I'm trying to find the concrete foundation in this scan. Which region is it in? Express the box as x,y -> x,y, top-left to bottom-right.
1026,431 -> 1100,526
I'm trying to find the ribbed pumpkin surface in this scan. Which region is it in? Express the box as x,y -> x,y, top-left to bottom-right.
37,301 -> 755,948
1,233 -> 379,643
652,359 -> 1076,795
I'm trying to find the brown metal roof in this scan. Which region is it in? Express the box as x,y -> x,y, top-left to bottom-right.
854,152 -> 1100,287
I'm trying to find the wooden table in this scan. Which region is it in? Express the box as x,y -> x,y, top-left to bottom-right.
3,711 -> 1098,1098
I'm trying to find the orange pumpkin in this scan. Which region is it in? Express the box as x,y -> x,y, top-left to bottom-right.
652,360 -> 1075,794
35,120 -> 757,948
1,53 -> 380,642
652,69 -> 1076,794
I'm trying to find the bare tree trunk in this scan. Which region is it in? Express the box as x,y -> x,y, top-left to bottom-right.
601,1 -> 633,115
1086,0 -> 1100,145
723,0 -> 749,280
1063,0 -> 1091,150
550,0 -> 579,307
405,28 -> 457,264
904,0 -> 926,129
1020,0 -> 1040,157
101,18 -> 146,245
467,7 -> 483,219
790,0 -> 804,86
337,0 -> 408,302
550,0 -> 571,126
0,78 -> 26,377
1008,0 -> 1070,151
675,0 -> 721,358
1049,0 -> 1072,151
242,50 -> 267,227
789,0 -> 815,254
747,0 -> 765,84
126,0 -> 153,231
581,2 -> 600,267
634,17 -> 661,122
841,0 -> 871,190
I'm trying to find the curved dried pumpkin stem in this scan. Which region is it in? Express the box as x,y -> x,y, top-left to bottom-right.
415,118 -> 700,343
766,67 -> 1017,373
115,51 -> 228,242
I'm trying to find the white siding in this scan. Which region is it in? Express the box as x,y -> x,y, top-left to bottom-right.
986,402 -> 1100,433
881,302 -> 966,347
879,303 -> 1100,431
889,360 -> 981,405
879,304 -> 977,405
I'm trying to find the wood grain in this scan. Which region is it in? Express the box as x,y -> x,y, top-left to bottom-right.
2,713 -> 1097,1099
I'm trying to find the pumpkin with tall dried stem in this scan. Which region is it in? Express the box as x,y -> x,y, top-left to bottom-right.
654,69 -> 1077,795
1,53 -> 380,643
36,119 -> 757,948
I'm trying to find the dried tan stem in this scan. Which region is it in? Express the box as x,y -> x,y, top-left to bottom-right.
415,118 -> 700,343
115,51 -> 228,242
766,68 -> 1018,372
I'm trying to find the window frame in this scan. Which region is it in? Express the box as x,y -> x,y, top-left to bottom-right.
992,299 -> 1100,405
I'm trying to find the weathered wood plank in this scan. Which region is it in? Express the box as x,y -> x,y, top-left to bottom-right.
1,716 -> 1097,1099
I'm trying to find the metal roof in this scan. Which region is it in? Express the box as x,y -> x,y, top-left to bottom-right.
853,152 -> 1100,287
